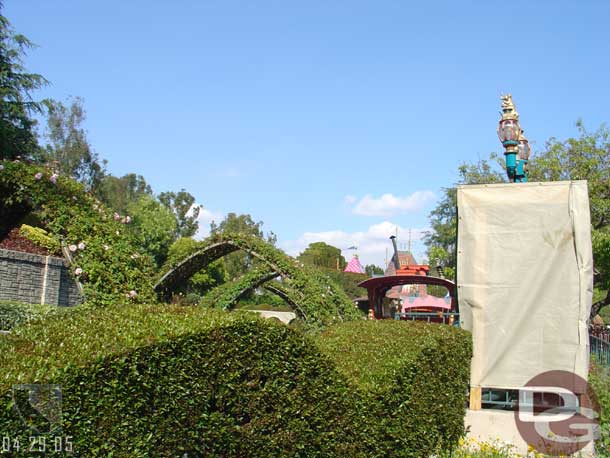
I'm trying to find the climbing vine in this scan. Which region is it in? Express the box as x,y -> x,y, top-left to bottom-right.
157,232 -> 363,329
0,160 -> 155,305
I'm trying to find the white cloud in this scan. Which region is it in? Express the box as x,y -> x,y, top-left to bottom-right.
350,191 -> 436,216
344,194 -> 357,205
280,222 -> 429,268
194,206 -> 224,239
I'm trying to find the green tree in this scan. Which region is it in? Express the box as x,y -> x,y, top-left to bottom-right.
0,6 -> 47,160
97,173 -> 152,214
42,97 -> 105,190
365,264 -> 384,277
210,213 -> 277,280
159,190 -> 201,239
164,237 -> 226,296
298,242 -> 346,270
126,195 -> 177,267
424,157 -> 504,280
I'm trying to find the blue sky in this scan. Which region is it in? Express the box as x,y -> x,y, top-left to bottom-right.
6,0 -> 610,266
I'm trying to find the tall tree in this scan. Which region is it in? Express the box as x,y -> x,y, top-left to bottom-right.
159,190 -> 201,239
42,97 -> 105,190
298,242 -> 346,270
0,5 -> 47,160
424,158 -> 504,280
365,264 -> 384,277
97,173 -> 152,214
127,195 -> 177,267
210,213 -> 277,279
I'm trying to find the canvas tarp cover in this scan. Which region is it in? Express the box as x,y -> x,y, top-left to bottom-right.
457,181 -> 593,390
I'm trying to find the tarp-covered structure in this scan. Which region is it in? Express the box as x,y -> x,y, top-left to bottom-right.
457,181 -> 593,391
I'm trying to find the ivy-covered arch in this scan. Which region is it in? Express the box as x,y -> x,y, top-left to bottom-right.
198,266 -> 281,310
155,233 -> 362,329
0,160 -> 155,305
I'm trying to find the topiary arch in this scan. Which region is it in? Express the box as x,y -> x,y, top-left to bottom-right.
155,233 -> 362,329
0,160 -> 156,305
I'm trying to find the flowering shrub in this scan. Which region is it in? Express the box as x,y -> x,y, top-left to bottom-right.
0,160 -> 155,306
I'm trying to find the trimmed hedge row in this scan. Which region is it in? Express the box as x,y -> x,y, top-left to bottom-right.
317,320 -> 473,457
0,306 -> 472,457
0,304 -> 368,457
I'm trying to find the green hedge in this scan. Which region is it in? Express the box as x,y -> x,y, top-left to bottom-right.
0,304 -> 368,457
0,305 -> 472,457
317,320 -> 473,458
0,300 -> 64,331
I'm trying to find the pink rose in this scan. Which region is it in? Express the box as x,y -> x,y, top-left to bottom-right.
69,244 -> 77,252
78,242 -> 86,250
50,173 -> 58,184
113,212 -> 120,221
34,172 -> 43,180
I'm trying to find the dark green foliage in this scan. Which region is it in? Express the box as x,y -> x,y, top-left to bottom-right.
96,173 -> 153,214
590,363 -> 610,456
199,266 -> 279,309
0,160 -> 155,305
210,212 -> 277,279
0,300 -> 63,330
319,267 -> 367,299
0,305 -> 472,457
318,320 -> 473,458
126,194 -> 177,267
0,304 -> 368,457
158,189 -> 201,239
164,236 -> 227,296
298,241 -> 346,270
365,264 -> 384,276
0,8 -> 47,161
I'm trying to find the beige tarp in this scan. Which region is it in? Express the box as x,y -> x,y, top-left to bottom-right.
457,181 -> 593,390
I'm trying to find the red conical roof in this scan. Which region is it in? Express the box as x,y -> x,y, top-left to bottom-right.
344,255 -> 365,274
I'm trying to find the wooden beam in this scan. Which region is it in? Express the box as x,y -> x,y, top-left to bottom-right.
469,386 -> 482,410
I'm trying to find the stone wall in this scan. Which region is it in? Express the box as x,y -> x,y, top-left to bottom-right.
0,248 -> 82,306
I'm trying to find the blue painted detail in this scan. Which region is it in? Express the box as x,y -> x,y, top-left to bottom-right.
505,152 -> 517,181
